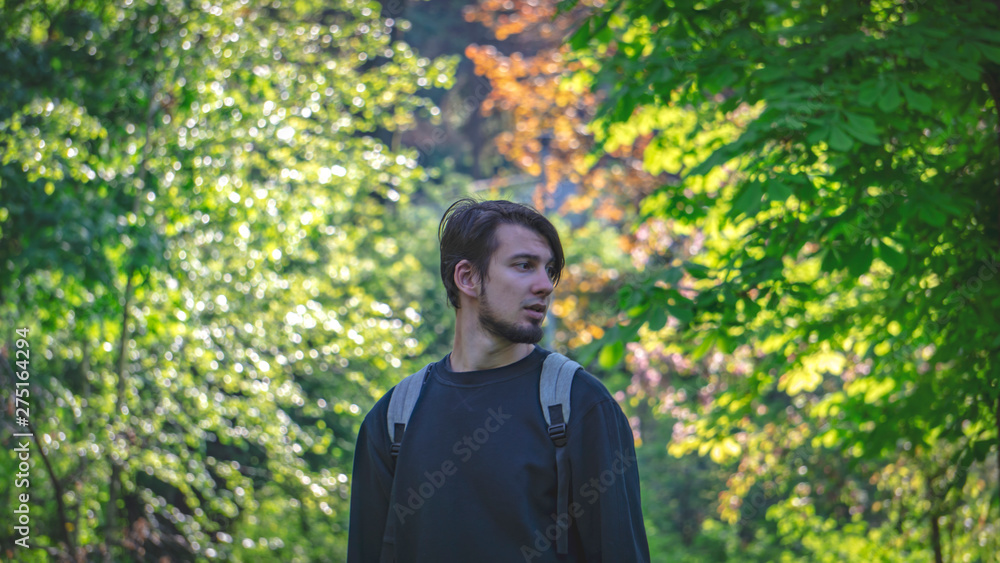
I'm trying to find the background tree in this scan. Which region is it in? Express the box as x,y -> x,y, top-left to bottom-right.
0,0 -> 455,560
562,0 -> 1000,560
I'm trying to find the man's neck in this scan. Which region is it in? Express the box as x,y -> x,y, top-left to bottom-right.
449,340 -> 535,372
449,314 -> 534,372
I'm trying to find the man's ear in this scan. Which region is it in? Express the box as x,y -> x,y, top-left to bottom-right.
454,259 -> 481,300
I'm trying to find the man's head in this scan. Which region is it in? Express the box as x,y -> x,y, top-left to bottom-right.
439,199 -> 565,343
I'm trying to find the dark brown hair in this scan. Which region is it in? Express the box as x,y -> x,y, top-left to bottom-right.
438,198 -> 565,308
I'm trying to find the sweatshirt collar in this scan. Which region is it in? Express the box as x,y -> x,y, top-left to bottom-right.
433,345 -> 547,387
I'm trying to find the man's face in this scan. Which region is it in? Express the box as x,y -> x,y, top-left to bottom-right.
477,223 -> 556,344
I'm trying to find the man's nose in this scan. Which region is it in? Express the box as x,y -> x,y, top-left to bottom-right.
533,271 -> 554,295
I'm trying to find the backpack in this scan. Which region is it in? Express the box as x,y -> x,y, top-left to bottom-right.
381,352 -> 581,558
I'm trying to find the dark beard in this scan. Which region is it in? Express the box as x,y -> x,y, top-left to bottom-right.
479,288 -> 544,344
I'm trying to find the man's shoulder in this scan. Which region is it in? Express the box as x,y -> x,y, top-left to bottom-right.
537,351 -> 626,435
569,365 -> 617,412
360,361 -> 438,439
359,387 -> 392,444
539,348 -> 616,406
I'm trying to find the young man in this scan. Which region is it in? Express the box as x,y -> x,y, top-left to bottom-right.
347,199 -> 650,562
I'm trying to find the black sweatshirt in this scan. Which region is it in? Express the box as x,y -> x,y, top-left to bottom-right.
347,346 -> 651,563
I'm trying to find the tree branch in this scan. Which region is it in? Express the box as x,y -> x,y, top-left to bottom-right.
105,269 -> 134,563
0,352 -> 76,558
26,416 -> 77,559
982,62 -> 1000,514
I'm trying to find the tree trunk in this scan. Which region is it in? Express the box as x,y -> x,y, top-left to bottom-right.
985,65 -> 1000,514
106,272 -> 134,562
930,512 -> 944,563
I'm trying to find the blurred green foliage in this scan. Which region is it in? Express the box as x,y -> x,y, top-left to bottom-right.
1,0 -> 456,560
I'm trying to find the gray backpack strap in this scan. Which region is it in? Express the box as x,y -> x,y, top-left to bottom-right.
381,364 -> 431,560
386,364 -> 431,458
539,352 -> 580,437
539,351 -> 580,557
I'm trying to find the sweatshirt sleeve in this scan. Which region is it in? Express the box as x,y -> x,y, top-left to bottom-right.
569,396 -> 651,563
347,394 -> 395,563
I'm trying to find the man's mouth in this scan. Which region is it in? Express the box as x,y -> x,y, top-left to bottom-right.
524,304 -> 547,319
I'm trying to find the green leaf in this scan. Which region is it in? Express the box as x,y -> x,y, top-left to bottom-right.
846,243 -> 874,277
767,181 -> 794,203
666,302 -> 693,325
716,333 -> 735,354
685,262 -> 711,280
952,61 -> 982,81
807,125 -> 831,146
555,0 -> 582,16
842,112 -> 881,145
877,83 -> 902,113
976,42 -> 1000,63
594,24 -> 614,46
857,79 -> 884,107
729,181 -> 763,218
569,19 -> 595,50
900,83 -> 932,114
568,3 -> 619,50
689,128 -> 760,177
821,248 -> 841,273
702,67 -> 738,95
828,124 -> 854,152
647,307 -> 668,331
691,333 -> 716,360
741,296 -> 761,320
598,340 -> 625,368
620,318 -> 643,341
659,267 -> 684,285
972,437 -> 993,462
842,221 -> 865,244
627,303 -> 650,318
919,206 -> 947,226
878,243 -> 907,271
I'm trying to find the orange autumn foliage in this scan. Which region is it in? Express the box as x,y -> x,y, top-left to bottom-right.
463,0 -> 663,223
463,0 -> 681,353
